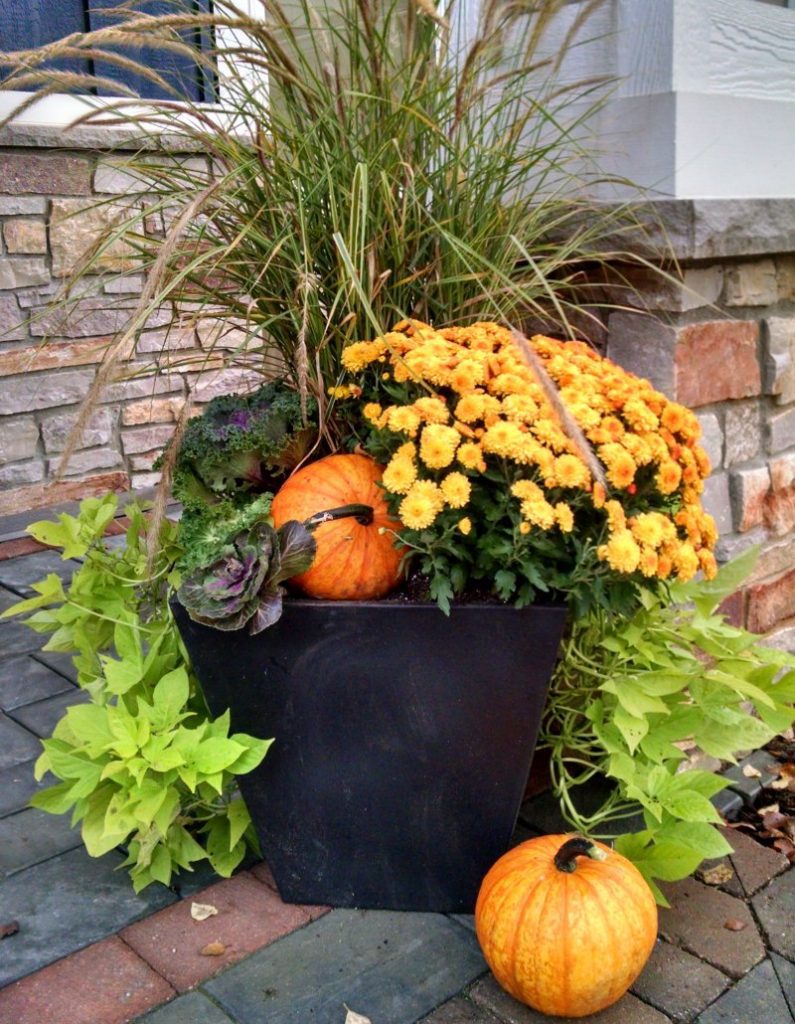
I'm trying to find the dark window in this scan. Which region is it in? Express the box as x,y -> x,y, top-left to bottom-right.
1,0 -> 215,102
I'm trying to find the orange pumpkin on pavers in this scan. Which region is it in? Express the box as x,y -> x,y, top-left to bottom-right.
475,835 -> 658,1018
271,453 -> 403,600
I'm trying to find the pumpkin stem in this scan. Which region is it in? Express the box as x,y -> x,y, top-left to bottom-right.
304,503 -> 375,529
553,836 -> 609,873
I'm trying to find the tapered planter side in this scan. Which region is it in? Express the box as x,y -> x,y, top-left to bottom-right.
173,598 -> 567,913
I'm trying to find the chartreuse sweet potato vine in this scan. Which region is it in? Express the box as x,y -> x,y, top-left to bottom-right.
541,547 -> 795,904
0,494 -> 270,892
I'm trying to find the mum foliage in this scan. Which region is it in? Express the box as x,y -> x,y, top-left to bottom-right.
344,320 -> 716,614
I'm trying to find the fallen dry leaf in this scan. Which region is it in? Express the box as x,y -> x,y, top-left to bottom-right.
742,764 -> 762,778
723,918 -> 747,932
344,1007 -> 373,1024
191,902 -> 219,921
700,864 -> 734,886
770,763 -> 795,793
757,802 -> 780,817
200,940 -> 226,956
773,837 -> 795,863
0,921 -> 19,940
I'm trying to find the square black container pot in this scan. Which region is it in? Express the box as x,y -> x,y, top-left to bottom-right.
172,598 -> 567,913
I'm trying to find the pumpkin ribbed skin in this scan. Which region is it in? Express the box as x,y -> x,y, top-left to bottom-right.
475,834 -> 658,1018
271,453 -> 403,600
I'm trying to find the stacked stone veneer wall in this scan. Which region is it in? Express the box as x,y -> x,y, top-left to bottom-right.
607,201 -> 795,649
0,159 -> 794,642
0,146 -> 259,517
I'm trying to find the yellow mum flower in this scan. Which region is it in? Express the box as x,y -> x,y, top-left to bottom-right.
501,394 -> 540,424
482,421 -> 527,460
519,497 -> 556,530
419,424 -> 460,469
382,456 -> 417,495
638,547 -> 659,578
519,522 -> 531,535
661,403 -> 688,434
341,339 -> 387,371
327,385 -> 353,399
674,541 -> 699,581
512,479 -> 545,502
553,454 -> 591,490
450,359 -> 486,393
600,530 -> 641,574
457,442 -> 487,472
458,517 -> 472,536
399,480 -> 444,530
600,444 -> 637,490
363,402 -> 384,426
656,459 -> 682,495
387,406 -> 421,437
413,397 -> 450,424
698,549 -> 718,579
396,441 -> 416,459
441,472 -> 471,508
554,503 -> 574,532
605,499 -> 627,534
629,512 -> 666,549
623,399 -> 659,433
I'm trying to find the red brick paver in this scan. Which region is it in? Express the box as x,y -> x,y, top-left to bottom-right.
0,936 -> 175,1024
119,870 -> 311,992
249,860 -> 330,921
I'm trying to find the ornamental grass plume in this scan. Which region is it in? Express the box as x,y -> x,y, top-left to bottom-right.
342,320 -> 716,615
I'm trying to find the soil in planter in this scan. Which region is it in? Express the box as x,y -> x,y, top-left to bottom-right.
735,733 -> 795,863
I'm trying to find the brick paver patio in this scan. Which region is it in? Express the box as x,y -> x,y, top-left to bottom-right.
1,546 -> 793,1023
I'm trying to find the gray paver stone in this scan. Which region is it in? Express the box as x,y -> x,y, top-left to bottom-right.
771,954 -> 795,1019
0,654 -> 74,712
470,975 -> 671,1023
9,687 -> 89,738
421,994 -> 502,1023
0,550 -> 79,597
0,806 -> 82,877
0,713 -> 44,769
0,587 -> 50,656
32,649 -> 78,682
722,751 -> 781,805
723,826 -> 789,896
710,788 -> 744,822
657,877 -> 764,978
0,845 -> 176,987
135,990 -> 235,1023
631,940 -> 731,1023
203,908 -> 487,1024
752,868 -> 795,961
0,759 -> 48,817
696,958 -> 794,1024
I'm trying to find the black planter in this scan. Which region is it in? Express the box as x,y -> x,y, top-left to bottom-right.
173,598 -> 566,913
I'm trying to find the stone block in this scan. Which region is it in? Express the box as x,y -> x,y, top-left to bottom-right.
675,321 -> 761,408
102,364 -> 185,402
2,219 -> 47,255
697,958 -> 793,1024
49,198 -> 139,278
767,407 -> 795,454
421,995 -> 501,1023
52,447 -> 123,478
606,313 -> 676,395
657,876 -> 764,978
0,258 -> 50,290
122,423 -> 176,455
724,401 -> 761,466
701,472 -> 733,536
0,806 -> 82,878
777,255 -> 795,300
0,151 -> 92,195
9,689 -> 88,739
746,567 -> 795,633
471,975 -> 670,1023
204,908 -> 486,1024
763,624 -> 795,653
0,293 -> 27,341
631,940 -> 731,1023
763,317 -> 795,404
0,655 -> 72,712
196,318 -> 251,352
752,870 -> 795,961
0,197 -> 48,215
94,154 -> 208,195
0,368 -> 96,415
131,471 -> 162,492
764,484 -> 795,537
0,459 -> 45,487
729,464 -> 771,532
723,259 -> 778,306
0,416 -> 39,463
754,533 -> 795,579
29,300 -> 134,340
190,368 -> 263,403
130,451 -> 159,470
122,396 -> 185,427
0,713 -> 44,770
0,471 -> 130,517
0,846 -> 176,987
715,526 -> 766,564
121,871 -> 310,992
0,936 -> 175,1024
0,339 -> 114,378
697,411 -> 724,471
769,450 -> 795,492
104,273 -> 144,294
137,324 -> 198,354
14,283 -> 58,309
40,407 -> 113,453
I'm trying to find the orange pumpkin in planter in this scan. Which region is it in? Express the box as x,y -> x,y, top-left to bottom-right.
271,452 -> 403,600
475,835 -> 658,1018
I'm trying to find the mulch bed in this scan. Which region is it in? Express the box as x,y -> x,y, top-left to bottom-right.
736,733 -> 795,863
